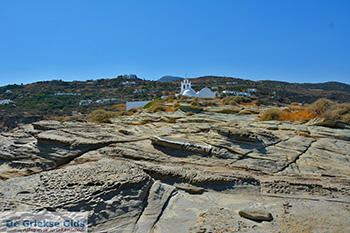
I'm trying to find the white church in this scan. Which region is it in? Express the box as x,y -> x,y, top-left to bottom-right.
176,79 -> 217,98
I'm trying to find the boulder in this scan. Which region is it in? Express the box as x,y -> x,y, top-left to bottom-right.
239,208 -> 273,222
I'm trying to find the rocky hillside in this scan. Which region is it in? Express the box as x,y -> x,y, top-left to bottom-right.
1,107 -> 350,232
1,76 -> 350,131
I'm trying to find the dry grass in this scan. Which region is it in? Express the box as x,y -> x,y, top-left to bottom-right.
165,107 -> 178,112
222,96 -> 251,106
279,109 -> 315,121
112,103 -> 126,111
260,109 -> 316,121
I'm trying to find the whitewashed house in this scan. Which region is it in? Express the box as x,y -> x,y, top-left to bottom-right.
177,80 -> 217,98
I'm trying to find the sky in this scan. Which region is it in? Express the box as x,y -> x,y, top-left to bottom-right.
0,0 -> 349,86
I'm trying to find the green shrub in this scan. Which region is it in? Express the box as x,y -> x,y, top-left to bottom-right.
260,108 -> 283,121
186,112 -> 194,116
173,102 -> 180,108
308,98 -> 333,115
86,110 -> 116,123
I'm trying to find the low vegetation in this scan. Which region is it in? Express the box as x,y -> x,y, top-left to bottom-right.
86,110 -> 117,123
144,98 -> 167,112
260,98 -> 350,124
324,103 -> 350,123
308,98 -> 334,115
260,108 -> 284,121
222,96 -> 251,106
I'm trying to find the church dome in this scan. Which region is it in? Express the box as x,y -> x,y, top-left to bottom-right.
182,88 -> 196,97
196,88 -> 216,98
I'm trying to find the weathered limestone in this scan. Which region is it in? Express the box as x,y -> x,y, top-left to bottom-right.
0,108 -> 350,232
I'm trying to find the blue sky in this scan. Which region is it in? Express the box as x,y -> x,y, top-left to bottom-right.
0,0 -> 349,86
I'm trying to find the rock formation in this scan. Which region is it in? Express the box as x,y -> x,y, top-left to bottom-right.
0,108 -> 350,232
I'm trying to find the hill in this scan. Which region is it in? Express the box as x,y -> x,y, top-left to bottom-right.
157,75 -> 184,82
0,75 -> 349,131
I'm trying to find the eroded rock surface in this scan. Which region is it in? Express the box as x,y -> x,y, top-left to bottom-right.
0,109 -> 350,232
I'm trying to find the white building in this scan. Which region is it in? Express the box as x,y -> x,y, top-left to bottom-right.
134,89 -> 147,94
79,100 -> 92,106
196,87 -> 216,98
177,79 -> 216,98
122,81 -> 136,85
247,89 -> 257,93
55,93 -> 81,96
222,91 -> 251,97
0,99 -> 14,105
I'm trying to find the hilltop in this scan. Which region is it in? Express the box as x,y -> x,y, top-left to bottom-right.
157,75 -> 184,82
0,75 -> 350,131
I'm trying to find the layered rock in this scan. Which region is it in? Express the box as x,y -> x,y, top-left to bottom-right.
0,109 -> 350,232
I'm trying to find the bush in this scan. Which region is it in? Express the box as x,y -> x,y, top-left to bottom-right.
191,101 -> 198,107
143,98 -> 162,109
308,98 -> 333,115
86,110 -> 116,123
199,100 -> 217,107
143,98 -> 167,112
115,110 -> 134,116
165,95 -> 176,102
290,102 -> 300,106
149,102 -> 166,112
186,112 -> 194,116
222,96 -> 250,105
324,104 -> 350,123
173,102 -> 180,108
260,108 -> 283,121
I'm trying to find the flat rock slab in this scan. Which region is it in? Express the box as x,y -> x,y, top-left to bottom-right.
239,208 -> 273,222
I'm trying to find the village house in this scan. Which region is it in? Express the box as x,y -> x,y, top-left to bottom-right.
176,79 -> 217,98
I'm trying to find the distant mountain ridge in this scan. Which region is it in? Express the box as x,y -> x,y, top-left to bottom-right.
157,76 -> 184,82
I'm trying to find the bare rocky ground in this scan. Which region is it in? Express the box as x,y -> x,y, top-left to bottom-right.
1,107 -> 350,232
